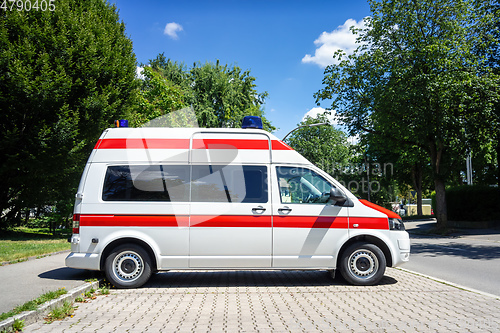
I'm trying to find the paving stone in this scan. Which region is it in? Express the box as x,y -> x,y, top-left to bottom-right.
22,268 -> 500,332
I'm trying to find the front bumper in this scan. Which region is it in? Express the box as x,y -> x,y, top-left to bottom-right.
392,231 -> 411,266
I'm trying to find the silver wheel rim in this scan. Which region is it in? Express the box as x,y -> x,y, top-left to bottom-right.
112,250 -> 143,283
348,249 -> 379,280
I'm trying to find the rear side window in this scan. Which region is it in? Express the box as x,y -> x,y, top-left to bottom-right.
102,165 -> 189,202
191,165 -> 268,203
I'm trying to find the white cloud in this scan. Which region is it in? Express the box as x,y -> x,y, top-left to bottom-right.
164,22 -> 183,40
302,18 -> 367,67
136,66 -> 145,80
347,134 -> 360,145
302,107 -> 338,125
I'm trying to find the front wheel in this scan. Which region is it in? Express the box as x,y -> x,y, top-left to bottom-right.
339,242 -> 386,286
104,244 -> 152,289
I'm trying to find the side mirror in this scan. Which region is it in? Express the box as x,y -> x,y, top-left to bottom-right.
329,187 -> 347,205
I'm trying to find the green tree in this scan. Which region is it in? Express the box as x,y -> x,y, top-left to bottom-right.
479,0 -> 500,187
365,133 -> 434,215
315,0 -> 499,227
285,113 -> 350,179
149,54 -> 274,131
0,0 -> 138,229
149,55 -> 192,94
130,66 -> 187,127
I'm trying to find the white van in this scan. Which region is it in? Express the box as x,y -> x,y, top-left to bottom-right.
66,117 -> 410,288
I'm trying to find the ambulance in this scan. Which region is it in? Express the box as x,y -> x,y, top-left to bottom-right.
66,116 -> 410,288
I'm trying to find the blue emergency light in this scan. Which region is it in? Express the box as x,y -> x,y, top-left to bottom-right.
115,119 -> 129,128
242,116 -> 263,129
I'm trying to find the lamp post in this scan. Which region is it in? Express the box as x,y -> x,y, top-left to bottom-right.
282,122 -> 329,141
466,152 -> 473,185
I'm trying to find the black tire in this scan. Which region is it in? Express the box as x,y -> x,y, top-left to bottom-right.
339,242 -> 386,286
104,244 -> 152,289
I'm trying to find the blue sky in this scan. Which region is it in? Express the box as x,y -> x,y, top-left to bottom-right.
113,0 -> 372,138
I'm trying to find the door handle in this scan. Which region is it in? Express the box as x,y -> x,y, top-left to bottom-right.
252,206 -> 266,214
278,206 -> 292,213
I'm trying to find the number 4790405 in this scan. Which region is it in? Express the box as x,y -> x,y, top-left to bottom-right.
1,0 -> 56,11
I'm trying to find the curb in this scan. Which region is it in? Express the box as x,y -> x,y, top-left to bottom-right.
0,280 -> 101,332
397,267 -> 500,300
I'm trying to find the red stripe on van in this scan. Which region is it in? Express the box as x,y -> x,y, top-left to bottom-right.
359,199 -> 401,219
94,138 -> 190,150
348,217 -> 389,230
190,215 -> 272,228
192,139 -> 269,150
271,140 -> 293,150
273,216 -> 348,228
94,138 -> 294,151
78,214 -> 388,230
79,214 -> 189,227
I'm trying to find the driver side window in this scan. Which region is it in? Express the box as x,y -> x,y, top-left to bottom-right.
276,166 -> 332,204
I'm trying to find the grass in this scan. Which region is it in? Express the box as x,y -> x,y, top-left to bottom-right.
0,227 -> 71,264
0,283 -> 110,327
44,301 -> 75,324
12,318 -> 25,331
0,288 -> 67,322
76,285 -> 109,303
45,285 -> 111,324
100,284 -> 110,295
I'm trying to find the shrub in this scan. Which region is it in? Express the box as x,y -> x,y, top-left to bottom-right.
446,185 -> 500,221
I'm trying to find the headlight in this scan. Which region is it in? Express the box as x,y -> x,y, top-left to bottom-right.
389,218 -> 405,231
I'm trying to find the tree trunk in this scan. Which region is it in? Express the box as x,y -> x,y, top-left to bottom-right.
429,139 -> 447,227
434,178 -> 447,228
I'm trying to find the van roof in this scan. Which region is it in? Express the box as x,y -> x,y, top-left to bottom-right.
90,127 -> 312,165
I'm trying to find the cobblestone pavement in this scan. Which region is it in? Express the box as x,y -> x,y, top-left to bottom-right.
25,268 -> 500,332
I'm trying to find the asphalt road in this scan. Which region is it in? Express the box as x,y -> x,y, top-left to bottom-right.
404,220 -> 500,297
0,252 -> 97,314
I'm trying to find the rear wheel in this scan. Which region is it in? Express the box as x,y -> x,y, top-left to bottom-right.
104,244 -> 152,289
339,242 -> 386,286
